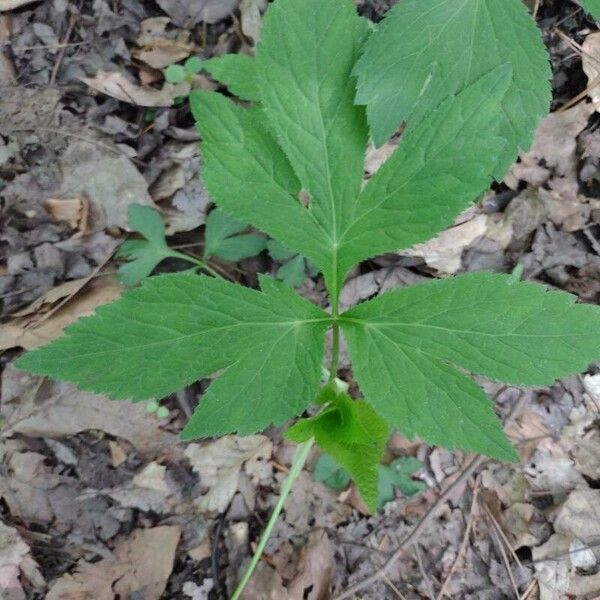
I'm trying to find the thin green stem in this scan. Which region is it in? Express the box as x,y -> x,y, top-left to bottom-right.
170,251 -> 222,279
328,322 -> 340,383
231,438 -> 314,600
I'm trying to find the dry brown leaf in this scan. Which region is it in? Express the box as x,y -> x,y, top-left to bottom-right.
240,0 -> 266,43
582,31 -> 600,110
46,526 -> 180,600
0,0 -> 42,11
1,363 -> 179,457
58,141 -> 155,231
507,102 -> 595,188
0,276 -> 123,351
185,435 -> 272,512
406,214 -> 488,274
80,70 -> 190,107
133,17 -> 194,69
156,0 -> 239,27
44,197 -> 89,233
287,529 -> 334,600
10,278 -> 92,319
0,520 -> 45,600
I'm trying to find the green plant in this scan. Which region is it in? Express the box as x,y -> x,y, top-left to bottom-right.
164,56 -> 203,85
583,0 -> 600,20
15,0 -> 600,595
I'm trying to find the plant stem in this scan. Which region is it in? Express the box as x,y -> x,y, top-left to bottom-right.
170,251 -> 222,279
328,322 -> 340,383
231,438 -> 314,600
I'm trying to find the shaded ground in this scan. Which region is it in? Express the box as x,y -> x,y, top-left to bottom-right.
1,0 -> 600,598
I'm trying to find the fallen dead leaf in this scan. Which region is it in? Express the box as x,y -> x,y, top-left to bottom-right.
156,0 -> 239,27
0,520 -> 45,600
81,70 -> 190,107
0,276 -> 123,351
0,0 -> 42,11
46,526 -> 181,600
287,529 -> 334,600
59,141 -> 155,231
1,363 -> 179,458
240,0 -> 266,43
582,31 -> 600,110
507,102 -> 595,188
406,214 -> 488,274
133,17 -> 194,70
185,435 -> 272,512
44,197 -> 89,233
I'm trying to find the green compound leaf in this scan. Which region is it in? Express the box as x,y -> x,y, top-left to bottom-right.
190,90 -> 332,280
286,392 -> 389,512
378,458 -> 427,508
204,208 -> 266,262
16,274 -> 330,438
354,0 -> 551,179
117,205 -> 176,286
583,0 -> 600,20
341,272 -> 600,461
202,54 -> 259,101
255,0 -> 370,297
313,454 -> 351,491
338,66 -> 511,276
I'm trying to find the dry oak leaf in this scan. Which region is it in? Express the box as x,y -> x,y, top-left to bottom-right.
185,435 -> 272,513
46,526 -> 181,600
80,70 -> 190,107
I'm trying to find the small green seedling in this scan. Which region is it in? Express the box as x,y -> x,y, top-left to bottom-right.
267,240 -> 318,288
117,204 -> 216,285
16,0 -> 600,595
164,56 -> 204,85
203,208 -> 266,262
314,453 -> 426,511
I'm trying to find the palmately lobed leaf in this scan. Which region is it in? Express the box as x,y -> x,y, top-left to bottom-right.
341,272 -> 600,460
353,0 -> 552,179
338,66 -> 511,279
16,274 -> 330,437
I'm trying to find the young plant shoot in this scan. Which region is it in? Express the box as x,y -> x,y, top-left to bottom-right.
15,0 -> 600,591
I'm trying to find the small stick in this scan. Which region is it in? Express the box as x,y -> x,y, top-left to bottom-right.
436,484 -> 479,600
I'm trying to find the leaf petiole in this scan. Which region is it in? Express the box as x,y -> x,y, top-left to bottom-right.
231,438 -> 314,600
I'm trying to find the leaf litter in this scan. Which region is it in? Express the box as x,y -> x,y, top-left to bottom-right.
1,0 -> 600,598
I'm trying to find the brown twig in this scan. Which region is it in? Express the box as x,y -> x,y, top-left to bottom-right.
436,484 -> 479,599
334,390 -> 525,600
50,13 -> 75,85
486,511 -> 520,599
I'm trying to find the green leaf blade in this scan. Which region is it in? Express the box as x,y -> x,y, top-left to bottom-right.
354,0 -> 551,179
191,90 -> 332,279
256,0 -> 369,265
339,66 -> 511,277
17,275 -> 330,437
583,0 -> 600,20
202,54 -> 260,101
286,392 -> 389,511
341,272 -> 600,460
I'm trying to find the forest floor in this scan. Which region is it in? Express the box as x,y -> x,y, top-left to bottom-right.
2,0 -> 600,598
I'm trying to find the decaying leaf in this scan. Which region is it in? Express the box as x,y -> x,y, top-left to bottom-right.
185,435 -> 272,512
1,364 -> 178,457
0,520 -> 44,600
156,0 -> 239,27
0,0 -> 41,11
81,70 -> 190,107
44,197 -> 89,233
0,277 -> 124,351
582,32 -> 600,111
133,17 -> 194,70
46,526 -> 181,600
